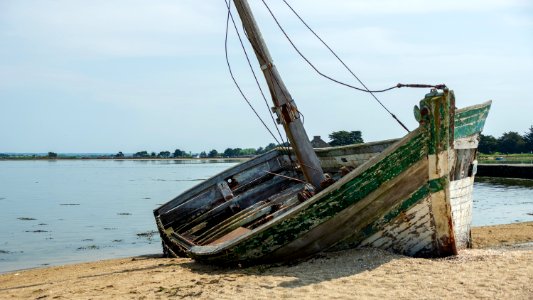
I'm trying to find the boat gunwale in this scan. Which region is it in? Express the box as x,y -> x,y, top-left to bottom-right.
312,138 -> 400,154
455,100 -> 492,114
454,100 -> 492,140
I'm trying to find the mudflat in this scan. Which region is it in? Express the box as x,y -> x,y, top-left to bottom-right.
1,222 -> 532,299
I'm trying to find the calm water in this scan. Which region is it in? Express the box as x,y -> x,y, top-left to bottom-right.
0,160 -> 237,274
472,177 -> 533,226
1,160 -> 532,273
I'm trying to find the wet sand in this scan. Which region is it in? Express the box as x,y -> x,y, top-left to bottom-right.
472,221 -> 533,248
1,222 -> 532,299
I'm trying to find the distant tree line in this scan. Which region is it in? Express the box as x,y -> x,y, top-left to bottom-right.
121,130 -> 364,159
1,129 -> 368,160
221,143 -> 279,158
0,130 -> 367,160
479,126 -> 533,154
125,143 -> 281,159
8,128 -> 533,160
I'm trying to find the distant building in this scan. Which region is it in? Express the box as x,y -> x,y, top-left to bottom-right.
310,136 -> 330,148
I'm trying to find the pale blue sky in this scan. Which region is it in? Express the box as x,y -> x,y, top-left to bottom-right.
1,0 -> 532,153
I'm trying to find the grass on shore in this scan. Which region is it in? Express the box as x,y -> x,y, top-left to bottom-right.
479,153 -> 533,164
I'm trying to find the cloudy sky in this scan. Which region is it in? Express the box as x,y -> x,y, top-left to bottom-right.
1,0 -> 532,153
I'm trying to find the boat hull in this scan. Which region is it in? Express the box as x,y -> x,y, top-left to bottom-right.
154,90 -> 491,264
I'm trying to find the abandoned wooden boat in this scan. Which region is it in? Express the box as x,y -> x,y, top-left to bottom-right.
153,0 -> 491,264
154,91 -> 490,264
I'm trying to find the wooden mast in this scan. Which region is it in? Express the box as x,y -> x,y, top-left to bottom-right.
232,0 -> 326,190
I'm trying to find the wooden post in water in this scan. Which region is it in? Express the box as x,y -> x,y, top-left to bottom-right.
232,0 -> 326,190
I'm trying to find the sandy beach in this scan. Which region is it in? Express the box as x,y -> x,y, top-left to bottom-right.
1,222 -> 532,299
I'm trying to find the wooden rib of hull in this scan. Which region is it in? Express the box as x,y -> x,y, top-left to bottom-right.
154,91 -> 491,265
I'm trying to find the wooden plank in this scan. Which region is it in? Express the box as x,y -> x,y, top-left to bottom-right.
449,176 -> 474,249
217,181 -> 234,201
209,227 -> 252,246
361,198 -> 434,256
455,100 -> 492,114
159,155 -> 288,226
169,174 -> 291,231
287,138 -> 399,172
428,189 -> 456,256
198,205 -> 270,245
155,150 -> 283,216
452,149 -> 476,181
453,135 -> 479,149
314,138 -> 399,157
454,101 -> 491,139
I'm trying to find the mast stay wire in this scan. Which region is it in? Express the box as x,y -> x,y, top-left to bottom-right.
224,0 -> 300,175
225,0 -> 288,148
226,1 -> 317,173
260,0 -> 411,132
224,0 -> 282,145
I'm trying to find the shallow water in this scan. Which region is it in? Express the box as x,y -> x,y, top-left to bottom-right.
0,160 -> 532,273
0,160 -> 237,273
472,177 -> 533,226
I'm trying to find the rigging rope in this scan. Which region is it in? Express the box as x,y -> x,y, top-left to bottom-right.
224,0 -> 282,145
224,1 -> 300,176
261,0 -> 411,132
224,0 -> 287,148
222,1 -> 447,171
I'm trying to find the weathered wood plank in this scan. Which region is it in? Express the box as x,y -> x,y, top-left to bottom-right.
169,174 -> 294,231
361,198 -> 434,256
453,135 -> 479,149
159,155 -> 288,226
452,149 -> 477,181
314,138 -> 399,157
454,101 -> 491,139
209,227 -> 251,246
449,176 -> 474,249
155,150 -> 285,216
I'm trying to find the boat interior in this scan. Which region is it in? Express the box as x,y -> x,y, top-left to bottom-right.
155,138 -> 399,248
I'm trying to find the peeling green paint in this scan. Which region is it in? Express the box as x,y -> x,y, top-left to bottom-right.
455,104 -> 491,120
454,102 -> 491,139
428,177 -> 446,192
420,90 -> 451,155
360,184 -> 431,238
335,176 -> 447,253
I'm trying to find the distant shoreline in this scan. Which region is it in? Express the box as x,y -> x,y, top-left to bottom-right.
0,157 -> 250,162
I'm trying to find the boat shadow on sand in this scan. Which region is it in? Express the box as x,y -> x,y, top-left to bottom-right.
169,247 -> 402,288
